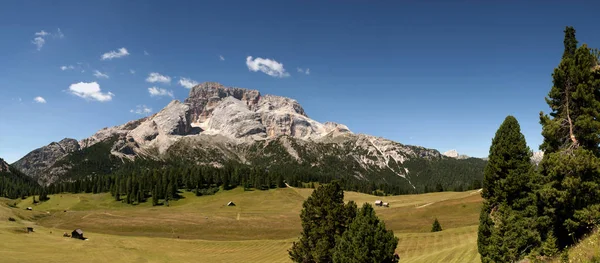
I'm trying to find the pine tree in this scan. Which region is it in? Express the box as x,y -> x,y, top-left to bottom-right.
431,218 -> 442,232
288,181 -> 357,263
332,203 -> 399,263
152,186 -> 158,206
478,116 -> 539,262
538,26 -> 600,249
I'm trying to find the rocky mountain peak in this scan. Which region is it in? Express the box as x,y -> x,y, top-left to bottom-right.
0,158 -> 9,173
442,149 -> 471,159
12,138 -> 81,184
443,149 -> 459,158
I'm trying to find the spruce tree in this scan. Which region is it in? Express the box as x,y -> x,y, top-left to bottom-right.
289,181 -> 357,263
152,186 -> 158,206
538,26 -> 600,250
431,218 -> 442,232
478,116 -> 539,262
332,203 -> 399,263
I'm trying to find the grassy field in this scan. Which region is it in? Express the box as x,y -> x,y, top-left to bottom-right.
0,187 -> 483,263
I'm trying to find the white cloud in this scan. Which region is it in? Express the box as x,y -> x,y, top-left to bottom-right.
297,67 -> 310,75
220,55 -> 225,61
35,30 -> 49,37
178,77 -> 198,89
68,82 -> 114,102
54,28 -> 64,39
93,70 -> 109,79
246,56 -> 290,78
60,65 -> 75,71
33,96 -> 46,103
148,87 -> 174,98
129,69 -> 136,74
101,47 -> 129,60
32,37 -> 45,50
130,105 -> 152,115
144,50 -> 149,56
31,28 -> 63,51
146,72 -> 171,84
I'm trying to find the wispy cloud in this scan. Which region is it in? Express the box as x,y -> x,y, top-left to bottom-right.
297,67 -> 310,75
68,82 -> 114,102
54,28 -> 64,39
146,72 -> 171,84
101,47 -> 129,60
246,56 -> 290,78
148,87 -> 174,98
31,28 -> 63,51
33,96 -> 46,103
144,50 -> 149,56
220,55 -> 225,61
129,69 -> 136,74
93,70 -> 109,79
60,65 -> 75,71
178,77 -> 198,89
35,30 -> 49,37
32,37 -> 45,50
130,105 -> 152,115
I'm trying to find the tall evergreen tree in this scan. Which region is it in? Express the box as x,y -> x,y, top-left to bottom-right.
332,203 -> 399,263
478,116 -> 539,262
538,26 -> 600,250
289,181 -> 357,263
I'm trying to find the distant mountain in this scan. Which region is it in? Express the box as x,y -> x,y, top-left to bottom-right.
532,151 -> 544,165
13,82 -> 486,192
442,150 -> 472,160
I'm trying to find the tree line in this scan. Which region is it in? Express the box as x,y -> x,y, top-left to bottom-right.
478,26 -> 600,262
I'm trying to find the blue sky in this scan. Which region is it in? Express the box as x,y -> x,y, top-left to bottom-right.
1,1 -> 600,163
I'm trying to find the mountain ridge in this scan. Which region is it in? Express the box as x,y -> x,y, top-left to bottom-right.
12,82 -> 486,192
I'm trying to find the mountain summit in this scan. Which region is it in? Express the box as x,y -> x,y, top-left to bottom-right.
13,82 -> 485,192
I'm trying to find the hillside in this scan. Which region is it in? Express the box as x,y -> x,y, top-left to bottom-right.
12,82 -> 486,194
0,158 -> 40,199
0,187 -> 483,263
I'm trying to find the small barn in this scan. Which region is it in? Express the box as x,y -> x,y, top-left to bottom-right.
383,202 -> 390,207
71,229 -> 85,240
375,200 -> 383,206
26,227 -> 34,233
26,207 -> 32,211
227,201 -> 236,206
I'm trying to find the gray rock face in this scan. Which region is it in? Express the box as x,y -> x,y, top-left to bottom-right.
12,138 -> 80,184
79,118 -> 146,148
185,82 -> 263,125
442,149 -> 471,159
0,158 -> 9,173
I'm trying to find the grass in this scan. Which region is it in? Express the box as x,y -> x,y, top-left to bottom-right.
0,188 -> 483,262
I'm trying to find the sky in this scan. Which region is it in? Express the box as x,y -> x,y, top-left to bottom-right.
1,1 -> 600,163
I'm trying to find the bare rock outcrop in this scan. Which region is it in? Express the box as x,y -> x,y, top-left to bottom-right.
12,138 -> 80,184
0,158 -> 10,173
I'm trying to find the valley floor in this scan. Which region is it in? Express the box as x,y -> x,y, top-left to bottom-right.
0,188 -> 483,263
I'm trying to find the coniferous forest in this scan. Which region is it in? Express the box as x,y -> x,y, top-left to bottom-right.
478,26 -> 600,262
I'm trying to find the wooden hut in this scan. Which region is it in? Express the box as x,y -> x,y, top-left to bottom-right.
71,229 -> 85,240
227,201 -> 236,206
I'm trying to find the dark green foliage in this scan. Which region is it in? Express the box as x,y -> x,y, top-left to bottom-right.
537,26 -> 600,250
0,161 -> 40,199
332,203 -> 399,263
541,230 -> 559,257
8,217 -> 16,222
431,218 -> 442,232
478,116 -> 539,262
288,181 -> 357,263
